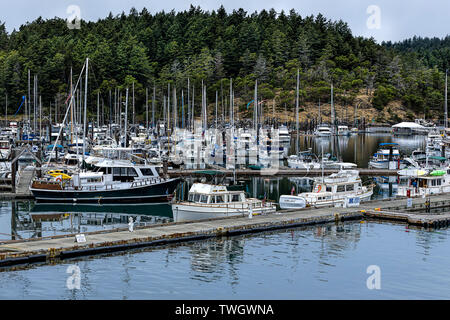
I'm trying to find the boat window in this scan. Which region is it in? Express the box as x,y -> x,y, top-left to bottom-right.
216,195 -> 224,203
326,186 -> 332,192
140,168 -> 154,176
346,184 -> 354,191
127,168 -> 138,177
210,196 -> 216,204
431,179 -> 442,186
337,185 -> 345,192
200,195 -> 208,203
231,194 -> 240,202
113,168 -> 121,175
194,194 -> 200,202
188,194 -> 194,202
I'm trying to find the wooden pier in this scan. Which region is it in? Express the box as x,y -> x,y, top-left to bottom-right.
1,192 -> 450,268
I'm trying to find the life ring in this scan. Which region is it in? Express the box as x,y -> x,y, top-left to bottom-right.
56,177 -> 62,182
317,185 -> 322,193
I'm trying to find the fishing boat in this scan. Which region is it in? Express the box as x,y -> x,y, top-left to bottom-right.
30,159 -> 181,203
171,183 -> 276,222
279,170 -> 373,209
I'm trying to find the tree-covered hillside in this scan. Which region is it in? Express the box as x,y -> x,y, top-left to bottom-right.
0,5 -> 448,123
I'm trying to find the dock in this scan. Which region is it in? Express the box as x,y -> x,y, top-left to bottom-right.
168,168 -> 400,177
1,192 -> 450,268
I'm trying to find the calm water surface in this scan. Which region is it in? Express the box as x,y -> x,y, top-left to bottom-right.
1,221 -> 450,299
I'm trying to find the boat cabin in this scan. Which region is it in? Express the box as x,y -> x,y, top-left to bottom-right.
94,160 -> 161,183
186,183 -> 246,204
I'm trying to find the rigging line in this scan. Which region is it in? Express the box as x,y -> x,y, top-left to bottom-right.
46,61 -> 87,168
13,96 -> 26,116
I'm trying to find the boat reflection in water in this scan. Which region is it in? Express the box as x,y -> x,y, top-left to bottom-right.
7,201 -> 173,240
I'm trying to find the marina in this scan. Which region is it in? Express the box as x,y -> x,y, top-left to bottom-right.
1,2 -> 450,303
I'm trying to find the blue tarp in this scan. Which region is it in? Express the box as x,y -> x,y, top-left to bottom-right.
47,144 -> 63,149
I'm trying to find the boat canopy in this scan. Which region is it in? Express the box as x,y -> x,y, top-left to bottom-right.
392,122 -> 426,129
428,156 -> 447,161
379,143 -> 399,146
47,144 -> 63,149
189,183 -> 228,194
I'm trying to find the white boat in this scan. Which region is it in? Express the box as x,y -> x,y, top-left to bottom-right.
397,167 -> 450,197
392,122 -> 429,135
314,125 -> 333,137
278,125 -> 291,144
287,150 -> 321,169
279,170 -> 373,209
0,140 -> 11,159
337,125 -> 350,136
368,143 -> 407,169
172,183 -> 277,222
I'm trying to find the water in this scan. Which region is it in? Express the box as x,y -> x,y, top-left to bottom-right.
1,221 -> 450,299
293,133 -> 427,168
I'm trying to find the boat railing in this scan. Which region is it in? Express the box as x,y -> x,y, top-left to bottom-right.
179,199 -> 273,210
33,175 -> 168,191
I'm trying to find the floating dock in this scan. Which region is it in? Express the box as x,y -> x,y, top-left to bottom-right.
1,193 -> 450,268
168,168 -> 400,177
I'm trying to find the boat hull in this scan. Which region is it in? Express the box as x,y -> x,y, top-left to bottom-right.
30,178 -> 181,204
280,190 -> 373,209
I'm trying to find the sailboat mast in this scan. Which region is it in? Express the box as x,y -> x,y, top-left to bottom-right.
331,83 -> 335,135
82,58 -> 89,169
146,87 -> 148,130
445,69 -> 448,129
132,82 -> 135,127
254,80 -> 257,132
215,90 -> 218,129
296,69 -> 299,154
152,85 -> 156,129
124,88 -> 128,148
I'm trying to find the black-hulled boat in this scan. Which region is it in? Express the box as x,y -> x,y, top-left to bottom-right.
30,159 -> 181,204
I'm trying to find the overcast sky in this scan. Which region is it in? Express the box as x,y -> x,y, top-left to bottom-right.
1,0 -> 449,43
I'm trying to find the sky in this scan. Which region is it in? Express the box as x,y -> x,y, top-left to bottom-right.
0,0 -> 449,43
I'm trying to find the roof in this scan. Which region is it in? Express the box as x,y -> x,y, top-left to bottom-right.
392,122 -> 426,129
189,183 -> 228,194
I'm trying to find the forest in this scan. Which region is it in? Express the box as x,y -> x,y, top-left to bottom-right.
0,5 -> 448,124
